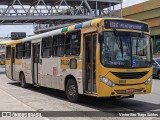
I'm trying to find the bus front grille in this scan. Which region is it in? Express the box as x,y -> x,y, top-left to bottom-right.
111,71 -> 149,79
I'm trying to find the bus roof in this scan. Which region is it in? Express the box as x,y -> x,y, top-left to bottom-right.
5,40 -> 22,46
6,18 -> 149,46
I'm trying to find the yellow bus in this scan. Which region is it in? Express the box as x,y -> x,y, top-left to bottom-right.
0,53 -> 5,65
0,41 -> 10,65
5,18 -> 152,102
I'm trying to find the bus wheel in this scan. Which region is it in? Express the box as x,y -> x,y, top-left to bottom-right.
20,73 -> 27,88
66,79 -> 79,102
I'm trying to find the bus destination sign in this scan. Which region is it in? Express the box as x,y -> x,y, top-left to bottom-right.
105,20 -> 149,32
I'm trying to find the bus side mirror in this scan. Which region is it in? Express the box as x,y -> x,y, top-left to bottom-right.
98,32 -> 104,43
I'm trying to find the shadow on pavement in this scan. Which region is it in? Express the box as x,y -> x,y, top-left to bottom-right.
8,82 -> 160,112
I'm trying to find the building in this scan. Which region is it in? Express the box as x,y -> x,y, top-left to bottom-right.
122,0 -> 160,53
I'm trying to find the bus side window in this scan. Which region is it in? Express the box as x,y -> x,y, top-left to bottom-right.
65,30 -> 81,56
42,36 -> 52,58
53,34 -> 64,57
16,43 -> 23,59
6,46 -> 11,60
24,42 -> 31,59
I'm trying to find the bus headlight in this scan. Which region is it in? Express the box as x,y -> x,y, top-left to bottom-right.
99,76 -> 115,87
144,76 -> 152,85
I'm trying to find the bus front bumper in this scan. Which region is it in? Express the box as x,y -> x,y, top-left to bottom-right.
97,81 -> 152,97
110,82 -> 152,97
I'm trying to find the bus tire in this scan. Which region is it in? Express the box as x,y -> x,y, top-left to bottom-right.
66,79 -> 79,103
20,72 -> 27,88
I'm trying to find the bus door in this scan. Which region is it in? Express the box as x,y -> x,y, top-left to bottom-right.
32,43 -> 40,85
11,47 -> 15,79
83,33 -> 97,93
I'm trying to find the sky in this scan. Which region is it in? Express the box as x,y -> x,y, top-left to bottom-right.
123,0 -> 149,8
0,0 -> 149,38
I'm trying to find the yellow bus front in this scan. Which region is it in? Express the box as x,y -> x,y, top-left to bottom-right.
0,53 -> 5,65
96,19 -> 152,97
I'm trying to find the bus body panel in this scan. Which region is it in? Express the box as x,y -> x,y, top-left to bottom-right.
40,57 -> 53,88
14,59 -> 23,81
6,60 -> 12,79
24,58 -> 33,84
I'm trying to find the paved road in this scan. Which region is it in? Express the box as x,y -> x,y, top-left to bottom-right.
0,67 -> 160,120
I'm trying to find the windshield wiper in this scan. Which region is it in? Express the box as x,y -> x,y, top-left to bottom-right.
140,32 -> 144,38
114,29 -> 124,57
113,29 -> 118,36
120,38 -> 123,58
116,37 -> 124,58
136,39 -> 139,55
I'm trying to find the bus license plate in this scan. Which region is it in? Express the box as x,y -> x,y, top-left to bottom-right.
126,89 -> 134,93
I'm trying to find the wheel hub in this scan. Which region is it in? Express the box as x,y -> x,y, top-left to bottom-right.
68,85 -> 76,96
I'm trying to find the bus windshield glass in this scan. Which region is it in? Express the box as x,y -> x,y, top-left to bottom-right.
0,54 -> 5,60
101,32 -> 151,68
0,44 -> 6,53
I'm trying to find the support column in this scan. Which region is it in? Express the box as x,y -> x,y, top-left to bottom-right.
83,0 -> 94,17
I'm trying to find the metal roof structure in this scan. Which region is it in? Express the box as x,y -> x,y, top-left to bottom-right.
0,0 -> 123,33
0,0 -> 122,7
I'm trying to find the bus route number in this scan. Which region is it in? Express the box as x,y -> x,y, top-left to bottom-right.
61,60 -> 70,66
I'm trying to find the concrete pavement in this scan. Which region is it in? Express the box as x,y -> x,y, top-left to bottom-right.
0,88 -> 35,111
0,75 -> 48,120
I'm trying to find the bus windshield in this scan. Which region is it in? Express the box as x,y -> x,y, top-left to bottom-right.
101,32 -> 151,68
0,54 -> 5,60
0,44 -> 6,53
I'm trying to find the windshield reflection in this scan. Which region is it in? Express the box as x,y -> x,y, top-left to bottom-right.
101,32 -> 151,68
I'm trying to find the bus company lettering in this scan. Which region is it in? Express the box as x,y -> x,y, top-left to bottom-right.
61,60 -> 70,66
